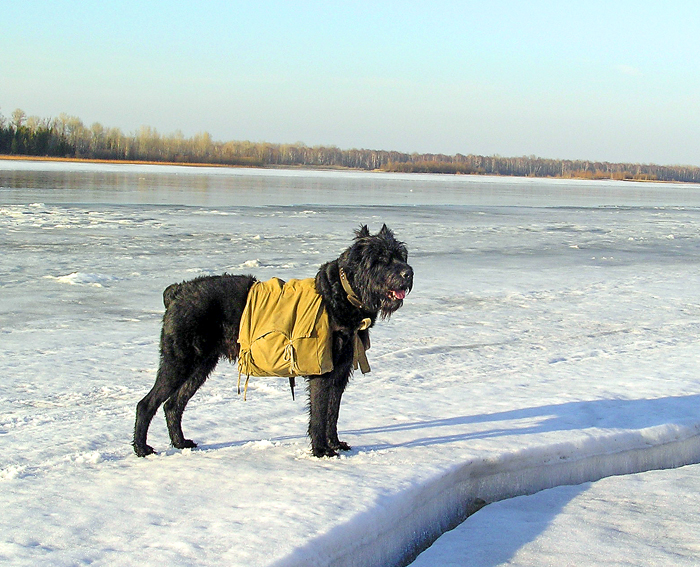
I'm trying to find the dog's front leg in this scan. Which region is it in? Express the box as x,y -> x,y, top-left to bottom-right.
326,364 -> 352,452
307,375 -> 336,457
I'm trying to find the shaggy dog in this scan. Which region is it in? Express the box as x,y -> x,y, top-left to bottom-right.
133,224 -> 413,458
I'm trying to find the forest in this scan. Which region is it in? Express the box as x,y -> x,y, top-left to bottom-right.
2,107 -> 699,183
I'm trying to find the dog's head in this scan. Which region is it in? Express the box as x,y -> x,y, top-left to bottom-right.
339,224 -> 413,318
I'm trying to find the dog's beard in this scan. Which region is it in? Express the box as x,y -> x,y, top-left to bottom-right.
370,276 -> 411,318
379,297 -> 402,318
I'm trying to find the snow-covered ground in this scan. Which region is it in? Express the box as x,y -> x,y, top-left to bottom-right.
2,161 -> 700,566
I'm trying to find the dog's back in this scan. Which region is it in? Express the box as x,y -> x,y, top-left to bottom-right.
160,274 -> 257,359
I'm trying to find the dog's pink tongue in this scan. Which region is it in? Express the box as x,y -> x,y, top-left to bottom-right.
394,289 -> 406,300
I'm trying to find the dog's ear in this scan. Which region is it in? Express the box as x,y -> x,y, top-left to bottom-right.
378,224 -> 394,238
355,225 -> 371,239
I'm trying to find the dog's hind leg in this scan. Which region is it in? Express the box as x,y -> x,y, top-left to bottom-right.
133,367 -> 180,457
163,356 -> 218,450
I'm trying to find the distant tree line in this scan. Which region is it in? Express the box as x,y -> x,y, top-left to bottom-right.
2,108 -> 699,183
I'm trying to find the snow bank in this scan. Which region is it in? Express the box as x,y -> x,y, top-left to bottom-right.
411,462 -> 700,567
273,422 -> 700,567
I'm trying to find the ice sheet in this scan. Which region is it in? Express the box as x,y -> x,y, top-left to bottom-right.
2,164 -> 700,566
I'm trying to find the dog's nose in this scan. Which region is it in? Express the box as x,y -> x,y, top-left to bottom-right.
401,267 -> 414,281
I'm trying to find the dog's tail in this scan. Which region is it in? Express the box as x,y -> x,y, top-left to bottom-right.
162,283 -> 182,309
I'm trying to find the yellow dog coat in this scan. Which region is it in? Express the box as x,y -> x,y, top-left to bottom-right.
238,278 -> 333,382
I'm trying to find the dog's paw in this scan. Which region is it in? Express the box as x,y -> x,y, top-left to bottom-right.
134,444 -> 156,458
312,446 -> 339,458
173,439 -> 198,450
330,440 -> 352,452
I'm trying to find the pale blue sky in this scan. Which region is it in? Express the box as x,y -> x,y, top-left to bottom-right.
2,1 -> 699,165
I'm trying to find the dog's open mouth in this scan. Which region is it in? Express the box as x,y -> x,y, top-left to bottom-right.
388,289 -> 407,300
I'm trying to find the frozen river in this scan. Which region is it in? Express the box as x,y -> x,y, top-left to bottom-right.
2,161 -> 700,566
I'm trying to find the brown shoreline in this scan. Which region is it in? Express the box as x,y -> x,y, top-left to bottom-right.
0,154 -> 243,169
0,154 -> 691,183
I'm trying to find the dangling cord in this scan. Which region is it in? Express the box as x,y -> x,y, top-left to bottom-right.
237,370 -> 251,401
243,375 -> 250,401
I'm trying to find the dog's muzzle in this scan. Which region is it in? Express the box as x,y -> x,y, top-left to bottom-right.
389,266 -> 414,300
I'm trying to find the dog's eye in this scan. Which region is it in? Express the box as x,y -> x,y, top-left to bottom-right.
374,253 -> 391,266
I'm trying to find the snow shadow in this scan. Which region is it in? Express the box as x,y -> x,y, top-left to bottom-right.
409,483 -> 592,567
346,394 -> 700,452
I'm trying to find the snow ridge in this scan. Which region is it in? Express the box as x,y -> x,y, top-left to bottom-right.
272,422 -> 700,567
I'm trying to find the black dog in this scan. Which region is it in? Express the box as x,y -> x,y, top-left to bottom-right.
133,224 -> 413,458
